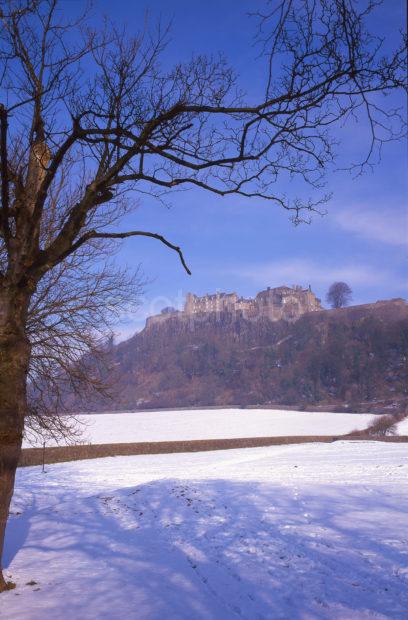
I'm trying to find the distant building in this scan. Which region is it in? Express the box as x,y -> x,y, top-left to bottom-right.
161,306 -> 177,314
184,285 -> 321,321
253,285 -> 321,321
146,285 -> 321,329
185,292 -> 239,314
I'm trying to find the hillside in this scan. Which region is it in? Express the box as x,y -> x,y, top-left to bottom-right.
71,298 -> 408,413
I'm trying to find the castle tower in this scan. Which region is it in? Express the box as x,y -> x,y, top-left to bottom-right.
184,293 -> 196,314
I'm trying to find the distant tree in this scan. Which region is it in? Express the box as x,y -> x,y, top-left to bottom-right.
326,282 -> 353,308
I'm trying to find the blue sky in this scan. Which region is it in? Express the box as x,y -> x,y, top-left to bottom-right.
72,0 -> 407,338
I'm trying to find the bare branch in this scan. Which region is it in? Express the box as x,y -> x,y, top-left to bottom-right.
67,229 -> 191,275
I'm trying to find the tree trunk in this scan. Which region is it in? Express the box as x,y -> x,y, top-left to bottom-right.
0,289 -> 31,592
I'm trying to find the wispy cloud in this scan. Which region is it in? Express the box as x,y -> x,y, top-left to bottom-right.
332,207 -> 407,247
233,258 -> 406,289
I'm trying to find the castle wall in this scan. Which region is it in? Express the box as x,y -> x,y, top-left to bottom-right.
186,292 -> 239,314
146,285 -> 321,329
145,311 -> 181,329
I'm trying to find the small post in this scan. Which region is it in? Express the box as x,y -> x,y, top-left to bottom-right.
42,441 -> 46,473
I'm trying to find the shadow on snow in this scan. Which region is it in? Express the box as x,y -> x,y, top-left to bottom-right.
4,476 -> 408,619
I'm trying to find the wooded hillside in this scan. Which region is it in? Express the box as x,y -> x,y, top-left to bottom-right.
68,299 -> 408,413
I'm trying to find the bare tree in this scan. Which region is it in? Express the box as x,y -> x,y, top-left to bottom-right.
25,241 -> 145,444
0,0 -> 406,590
20,151 -> 145,442
326,281 -> 353,308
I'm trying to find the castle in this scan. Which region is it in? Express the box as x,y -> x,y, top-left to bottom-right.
145,285 -> 322,328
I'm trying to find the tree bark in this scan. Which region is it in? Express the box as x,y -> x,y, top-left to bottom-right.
0,288 -> 31,592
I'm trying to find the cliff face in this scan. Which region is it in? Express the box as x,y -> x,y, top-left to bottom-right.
76,299 -> 408,413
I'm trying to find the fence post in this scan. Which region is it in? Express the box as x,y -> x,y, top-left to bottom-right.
42,441 -> 46,473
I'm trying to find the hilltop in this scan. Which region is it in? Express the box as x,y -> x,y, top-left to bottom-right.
71,296 -> 408,414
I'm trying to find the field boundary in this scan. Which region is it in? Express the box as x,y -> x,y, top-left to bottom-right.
19,434 -> 408,467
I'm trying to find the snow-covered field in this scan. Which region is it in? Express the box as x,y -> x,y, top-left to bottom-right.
3,441 -> 408,619
23,409 -> 376,447
396,417 -> 408,435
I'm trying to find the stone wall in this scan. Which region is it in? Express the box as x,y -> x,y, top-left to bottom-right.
185,285 -> 321,322
145,311 -> 181,329
253,286 -> 321,321
146,285 -> 321,329
185,292 -> 239,314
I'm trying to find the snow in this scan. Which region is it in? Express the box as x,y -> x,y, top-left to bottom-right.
2,441 -> 408,619
23,408 -> 376,447
395,417 -> 408,435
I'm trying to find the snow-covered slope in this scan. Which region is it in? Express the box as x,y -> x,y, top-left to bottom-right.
23,408 -> 376,447
3,442 -> 408,619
